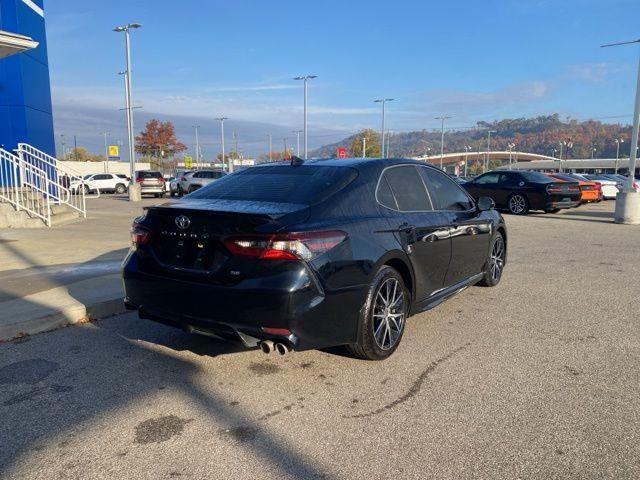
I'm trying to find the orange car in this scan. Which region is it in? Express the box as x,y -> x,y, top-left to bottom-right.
546,173 -> 602,203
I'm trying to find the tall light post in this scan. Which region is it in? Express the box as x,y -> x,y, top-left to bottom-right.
362,136 -> 366,158
591,146 -> 597,159
464,145 -> 472,176
435,115 -> 452,170
192,125 -> 200,167
60,134 -> 66,159
102,132 -> 110,173
486,130 -> 497,172
615,138 -> 624,173
292,130 -> 303,156
113,22 -> 141,201
602,39 -> 640,199
294,75 -> 317,159
507,143 -> 515,170
374,98 -> 394,158
216,117 -> 229,172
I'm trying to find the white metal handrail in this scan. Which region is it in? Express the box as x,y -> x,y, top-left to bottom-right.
0,148 -> 52,226
17,143 -> 87,217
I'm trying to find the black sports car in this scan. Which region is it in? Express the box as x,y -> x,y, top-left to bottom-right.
123,158 -> 507,360
463,170 -> 581,214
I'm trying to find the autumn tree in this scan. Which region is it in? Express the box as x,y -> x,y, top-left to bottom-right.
350,129 -> 381,158
135,119 -> 187,165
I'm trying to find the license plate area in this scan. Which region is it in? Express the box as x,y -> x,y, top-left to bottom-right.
153,235 -> 228,272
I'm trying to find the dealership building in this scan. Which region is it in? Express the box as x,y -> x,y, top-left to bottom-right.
0,0 -> 55,156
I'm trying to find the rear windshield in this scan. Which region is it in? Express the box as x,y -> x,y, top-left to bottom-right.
553,173 -> 577,182
519,171 -> 553,183
137,171 -> 162,179
187,165 -> 358,205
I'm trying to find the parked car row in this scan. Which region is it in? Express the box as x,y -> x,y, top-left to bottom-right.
68,171 -> 167,197
169,169 -> 227,196
457,169 -> 640,215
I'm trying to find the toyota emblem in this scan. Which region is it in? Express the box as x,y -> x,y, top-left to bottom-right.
175,215 -> 191,230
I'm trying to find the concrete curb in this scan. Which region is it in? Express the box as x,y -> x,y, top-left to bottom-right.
0,274 -> 126,342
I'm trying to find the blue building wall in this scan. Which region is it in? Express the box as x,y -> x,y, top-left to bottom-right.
0,0 -> 55,156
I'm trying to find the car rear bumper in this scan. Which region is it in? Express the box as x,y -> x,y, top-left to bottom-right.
545,199 -> 581,210
140,186 -> 165,194
122,251 -> 365,350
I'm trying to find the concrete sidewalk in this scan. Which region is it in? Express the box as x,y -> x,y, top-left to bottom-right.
0,196 -> 160,341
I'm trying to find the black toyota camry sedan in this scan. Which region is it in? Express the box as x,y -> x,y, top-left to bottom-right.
123,158 -> 507,360
463,170 -> 581,215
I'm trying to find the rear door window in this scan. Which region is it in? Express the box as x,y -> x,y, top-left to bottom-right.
378,165 -> 432,211
473,173 -> 501,184
420,167 -> 474,211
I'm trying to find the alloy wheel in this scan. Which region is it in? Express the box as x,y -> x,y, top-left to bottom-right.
509,194 -> 526,214
489,235 -> 505,282
372,278 -> 405,350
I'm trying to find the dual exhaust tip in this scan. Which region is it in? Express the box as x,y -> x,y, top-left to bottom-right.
259,340 -> 291,356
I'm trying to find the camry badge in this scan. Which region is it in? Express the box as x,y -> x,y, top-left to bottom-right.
175,215 -> 191,230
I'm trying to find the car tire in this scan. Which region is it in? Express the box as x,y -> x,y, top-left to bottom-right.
478,231 -> 506,287
115,183 -> 127,194
507,193 -> 529,215
170,190 -> 176,197
347,266 -> 408,361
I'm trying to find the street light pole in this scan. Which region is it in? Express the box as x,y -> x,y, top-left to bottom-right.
192,125 -> 200,167
113,22 -> 141,200
102,132 -> 109,173
374,98 -> 394,158
292,130 -> 302,156
362,136 -> 366,158
615,138 -> 624,173
294,75 -> 317,159
602,38 -> 640,195
435,116 -> 452,170
486,130 -> 497,172
216,117 -> 229,172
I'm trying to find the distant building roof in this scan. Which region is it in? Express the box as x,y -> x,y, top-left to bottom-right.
0,30 -> 38,59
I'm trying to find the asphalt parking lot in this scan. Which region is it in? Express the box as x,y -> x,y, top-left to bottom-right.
1,200 -> 639,479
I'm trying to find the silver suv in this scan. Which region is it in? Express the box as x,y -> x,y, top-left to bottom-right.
179,170 -> 226,194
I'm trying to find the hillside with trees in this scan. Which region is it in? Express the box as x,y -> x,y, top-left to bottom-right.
311,115 -> 633,160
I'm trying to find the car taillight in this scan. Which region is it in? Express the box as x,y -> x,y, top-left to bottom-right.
223,230 -> 347,261
594,182 -> 602,191
158,177 -> 166,182
136,177 -> 144,183
131,224 -> 152,245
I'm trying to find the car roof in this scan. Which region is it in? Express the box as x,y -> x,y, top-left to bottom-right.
253,157 -> 441,171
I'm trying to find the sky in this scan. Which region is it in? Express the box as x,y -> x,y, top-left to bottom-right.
45,0 -> 640,157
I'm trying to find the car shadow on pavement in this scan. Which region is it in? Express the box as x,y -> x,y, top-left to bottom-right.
526,213 -> 614,224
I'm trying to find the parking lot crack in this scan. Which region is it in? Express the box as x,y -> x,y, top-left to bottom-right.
344,342 -> 472,419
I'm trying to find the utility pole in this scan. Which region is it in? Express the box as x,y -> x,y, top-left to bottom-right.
486,130 -> 497,172
74,135 -> 78,161
294,75 -> 317,158
374,98 -> 394,158
386,131 -> 392,158
283,138 -> 289,159
435,115 -> 452,170
192,125 -> 200,167
216,117 -> 229,172
113,22 -> 141,201
233,131 -> 239,160
362,136 -> 366,158
464,145 -> 471,176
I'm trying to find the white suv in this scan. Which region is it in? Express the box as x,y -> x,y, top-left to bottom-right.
179,170 -> 226,194
70,173 -> 129,194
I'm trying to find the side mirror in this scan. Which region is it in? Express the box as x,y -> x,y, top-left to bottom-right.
477,196 -> 495,211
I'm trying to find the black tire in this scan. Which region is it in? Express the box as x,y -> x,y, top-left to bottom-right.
507,193 -> 529,215
115,183 -> 127,194
347,266 -> 408,361
478,232 -> 506,287
170,190 -> 176,197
